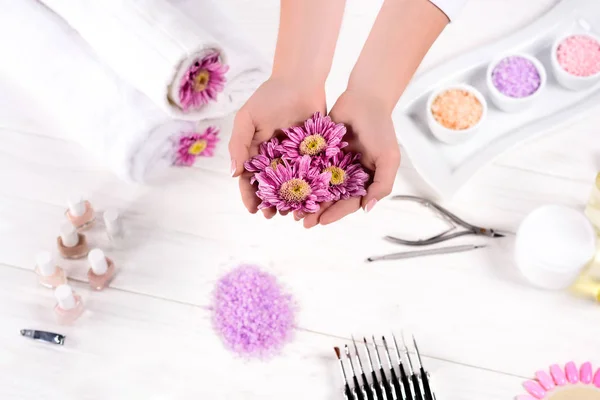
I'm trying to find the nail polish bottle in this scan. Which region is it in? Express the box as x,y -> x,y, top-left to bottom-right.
54,284 -> 84,324
57,222 -> 89,259
66,195 -> 95,230
103,208 -> 123,243
34,251 -> 66,288
87,248 -> 115,291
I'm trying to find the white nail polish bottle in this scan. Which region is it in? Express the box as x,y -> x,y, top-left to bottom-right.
54,284 -> 84,324
103,209 -> 123,243
35,251 -> 67,288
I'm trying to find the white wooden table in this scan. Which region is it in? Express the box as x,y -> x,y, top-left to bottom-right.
2,0 -> 600,398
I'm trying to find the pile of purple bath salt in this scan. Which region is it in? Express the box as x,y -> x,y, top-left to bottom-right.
211,265 -> 296,358
491,56 -> 541,98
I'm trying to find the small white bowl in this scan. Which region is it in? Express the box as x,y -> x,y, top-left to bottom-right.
551,32 -> 600,91
514,205 -> 597,290
486,53 -> 547,113
426,84 -> 487,145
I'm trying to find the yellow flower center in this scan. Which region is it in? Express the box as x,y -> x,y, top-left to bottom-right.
270,158 -> 283,170
193,70 -> 210,92
188,140 -> 207,155
279,179 -> 312,202
323,166 -> 346,186
299,134 -> 327,156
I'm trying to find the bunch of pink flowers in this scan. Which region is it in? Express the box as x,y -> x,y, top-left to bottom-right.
244,112 -> 369,214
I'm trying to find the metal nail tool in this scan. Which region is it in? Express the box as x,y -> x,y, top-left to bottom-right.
20,329 -> 65,345
367,244 -> 486,263
386,195 -> 507,246
336,335 -> 436,400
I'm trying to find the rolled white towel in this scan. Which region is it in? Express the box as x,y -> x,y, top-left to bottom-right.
38,0 -> 269,120
0,0 -> 219,182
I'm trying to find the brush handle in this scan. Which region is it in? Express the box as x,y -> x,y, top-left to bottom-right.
362,373 -> 375,400
399,365 -> 413,400
411,374 -> 423,400
345,384 -> 355,400
420,369 -> 434,400
371,371 -> 385,400
379,369 -> 395,400
390,369 -> 404,400
353,376 -> 366,400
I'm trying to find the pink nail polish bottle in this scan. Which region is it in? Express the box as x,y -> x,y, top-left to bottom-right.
54,284 -> 84,324
57,222 -> 89,259
34,251 -> 66,288
87,249 -> 115,291
66,195 -> 95,230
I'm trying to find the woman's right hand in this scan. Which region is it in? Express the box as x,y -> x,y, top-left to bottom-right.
228,77 -> 326,218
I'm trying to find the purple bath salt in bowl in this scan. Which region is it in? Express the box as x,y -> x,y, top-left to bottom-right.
491,56 -> 541,98
211,264 -> 296,358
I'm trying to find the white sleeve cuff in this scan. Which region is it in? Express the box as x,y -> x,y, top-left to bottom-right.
428,0 -> 467,21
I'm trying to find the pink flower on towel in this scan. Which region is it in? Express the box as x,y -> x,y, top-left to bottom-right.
174,126 -> 219,166
179,51 -> 229,111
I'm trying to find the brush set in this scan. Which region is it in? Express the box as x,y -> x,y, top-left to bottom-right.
334,334 -> 435,400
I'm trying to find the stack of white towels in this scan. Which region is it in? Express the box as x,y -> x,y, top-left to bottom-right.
0,0 -> 268,182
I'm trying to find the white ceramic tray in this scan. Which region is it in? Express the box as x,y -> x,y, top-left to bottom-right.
393,0 -> 600,198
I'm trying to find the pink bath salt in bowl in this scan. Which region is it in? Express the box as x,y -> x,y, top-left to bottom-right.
556,34 -> 600,77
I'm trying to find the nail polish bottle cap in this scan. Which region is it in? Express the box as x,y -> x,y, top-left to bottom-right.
88,248 -> 108,275
67,195 -> 86,217
103,209 -> 121,234
60,222 -> 79,248
36,251 -> 55,276
55,284 -> 76,310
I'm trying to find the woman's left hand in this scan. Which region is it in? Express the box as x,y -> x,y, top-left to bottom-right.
296,88 -> 401,228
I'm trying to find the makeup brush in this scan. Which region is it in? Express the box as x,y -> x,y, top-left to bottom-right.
413,336 -> 434,400
334,347 -> 354,400
352,336 -> 375,400
393,333 -> 414,400
346,345 -> 366,400
363,337 -> 385,400
402,333 -> 423,400
382,336 -> 404,400
372,336 -> 395,400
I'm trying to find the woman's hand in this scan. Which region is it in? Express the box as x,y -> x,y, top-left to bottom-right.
297,88 -> 401,228
228,77 -> 326,219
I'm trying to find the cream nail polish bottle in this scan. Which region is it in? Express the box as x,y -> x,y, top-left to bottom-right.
66,194 -> 95,230
87,248 -> 115,291
57,222 -> 89,259
103,209 -> 123,243
34,251 -> 66,288
54,284 -> 84,324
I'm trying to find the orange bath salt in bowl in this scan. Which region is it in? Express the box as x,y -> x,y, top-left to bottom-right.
431,89 -> 483,130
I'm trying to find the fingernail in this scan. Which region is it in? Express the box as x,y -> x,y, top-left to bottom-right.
535,370 -> 555,391
364,199 -> 377,213
230,160 -> 237,177
580,362 -> 593,384
523,381 -> 546,399
551,364 -> 567,386
565,361 -> 579,384
297,211 -> 305,219
593,368 -> 600,387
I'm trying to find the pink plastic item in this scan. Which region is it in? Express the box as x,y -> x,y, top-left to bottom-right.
523,381 -> 546,399
535,370 -> 555,391
550,364 -> 567,386
581,362 -> 593,384
565,361 -> 579,384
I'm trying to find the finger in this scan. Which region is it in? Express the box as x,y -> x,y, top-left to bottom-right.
262,208 -> 277,219
303,201 -> 333,229
293,210 -> 306,221
279,210 -> 289,217
239,173 -> 260,213
228,110 -> 255,177
362,150 -> 401,213
319,198 -> 361,225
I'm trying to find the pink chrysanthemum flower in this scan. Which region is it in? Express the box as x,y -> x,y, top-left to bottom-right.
244,138 -> 285,183
280,112 -> 348,161
322,152 -> 369,201
174,126 -> 219,166
255,155 -> 332,213
179,52 -> 229,112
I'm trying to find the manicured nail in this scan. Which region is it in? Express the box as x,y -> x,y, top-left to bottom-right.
551,364 -> 567,386
535,370 -> 555,391
523,381 -> 546,399
580,362 -> 593,384
565,361 -> 579,384
593,368 -> 600,387
230,160 -> 237,177
297,211 -> 305,219
364,199 -> 377,213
